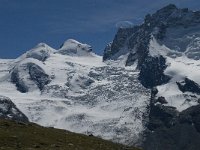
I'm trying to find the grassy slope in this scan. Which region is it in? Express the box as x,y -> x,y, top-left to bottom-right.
0,119 -> 141,150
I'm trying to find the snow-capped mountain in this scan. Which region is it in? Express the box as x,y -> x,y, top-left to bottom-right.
104,4 -> 200,111
103,4 -> 200,149
0,4 -> 200,150
0,38 -> 150,146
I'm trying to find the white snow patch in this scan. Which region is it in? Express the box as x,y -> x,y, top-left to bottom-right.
156,56 -> 200,111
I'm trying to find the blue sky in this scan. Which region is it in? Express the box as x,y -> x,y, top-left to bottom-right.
0,0 -> 200,58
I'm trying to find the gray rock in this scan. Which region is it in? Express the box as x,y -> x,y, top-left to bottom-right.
180,105 -> 200,132
26,43 -> 53,61
177,78 -> 200,94
156,97 -> 168,104
28,63 -> 51,91
11,69 -> 29,93
103,27 -> 138,61
138,56 -> 171,88
144,94 -> 200,150
103,4 -> 200,89
11,62 -> 51,93
144,124 -> 200,150
0,96 -> 29,122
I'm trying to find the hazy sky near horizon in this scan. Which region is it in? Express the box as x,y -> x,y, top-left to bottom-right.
0,0 -> 200,58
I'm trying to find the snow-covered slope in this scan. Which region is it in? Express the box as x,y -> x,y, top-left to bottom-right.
156,55 -> 200,111
0,39 -> 150,146
148,36 -> 200,111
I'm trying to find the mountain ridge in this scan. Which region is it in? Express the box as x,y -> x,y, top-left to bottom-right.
0,4 -> 200,150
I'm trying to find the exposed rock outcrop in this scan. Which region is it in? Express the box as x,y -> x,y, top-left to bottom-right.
144,89 -> 200,150
11,60 -> 51,93
177,78 -> 200,95
138,56 -> 171,88
0,96 -> 28,122
26,43 -> 54,62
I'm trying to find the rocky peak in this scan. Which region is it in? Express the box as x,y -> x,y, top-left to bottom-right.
104,4 -> 200,61
103,27 -> 138,61
103,4 -> 200,88
148,4 -> 178,22
145,4 -> 200,28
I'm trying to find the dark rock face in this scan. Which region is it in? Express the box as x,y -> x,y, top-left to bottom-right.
29,63 -> 51,91
144,105 -> 200,150
177,78 -> 200,94
147,103 -> 179,131
144,124 -> 200,150
0,96 -> 28,122
156,96 -> 168,104
102,43 -> 112,61
144,90 -> 200,150
11,63 -> 51,93
125,53 -> 137,66
11,69 -> 28,93
145,4 -> 200,28
180,105 -> 200,132
103,27 -> 138,61
138,56 -> 171,88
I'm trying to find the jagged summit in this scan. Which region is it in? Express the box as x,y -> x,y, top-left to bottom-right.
102,5 -> 200,149
58,39 -> 93,56
103,4 -> 200,109
145,4 -> 200,27
103,4 -> 200,62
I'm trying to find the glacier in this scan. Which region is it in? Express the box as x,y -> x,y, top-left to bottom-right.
0,39 -> 150,146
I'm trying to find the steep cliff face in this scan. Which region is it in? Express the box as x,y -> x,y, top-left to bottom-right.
138,55 -> 170,88
104,4 -> 200,62
103,27 -> 138,61
104,4 -> 200,88
11,59 -> 51,93
0,96 -> 28,122
104,4 -> 200,105
144,89 -> 200,150
104,4 -> 200,149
